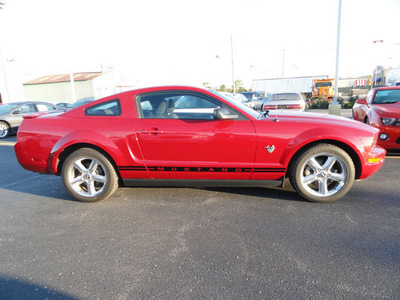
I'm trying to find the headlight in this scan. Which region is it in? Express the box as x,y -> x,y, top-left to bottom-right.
381,118 -> 400,126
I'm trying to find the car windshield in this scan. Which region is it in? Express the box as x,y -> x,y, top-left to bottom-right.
0,104 -> 18,114
234,94 -> 248,102
270,93 -> 302,101
210,90 -> 259,118
240,92 -> 265,100
373,89 -> 400,104
315,82 -> 332,87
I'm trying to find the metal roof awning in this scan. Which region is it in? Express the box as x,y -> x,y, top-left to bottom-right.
24,72 -> 104,85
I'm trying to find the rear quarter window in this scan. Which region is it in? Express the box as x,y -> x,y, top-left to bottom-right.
85,99 -> 121,116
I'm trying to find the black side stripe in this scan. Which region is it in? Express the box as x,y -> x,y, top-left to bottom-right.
119,166 -> 285,173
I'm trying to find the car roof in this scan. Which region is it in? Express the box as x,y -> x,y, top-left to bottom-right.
373,86 -> 400,91
6,101 -> 56,105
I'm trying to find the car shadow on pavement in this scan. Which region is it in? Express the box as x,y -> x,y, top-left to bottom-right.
386,150 -> 400,156
199,186 -> 308,203
0,276 -> 76,300
0,174 -> 78,202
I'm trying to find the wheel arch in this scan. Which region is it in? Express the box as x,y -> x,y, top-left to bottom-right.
56,143 -> 122,181
0,119 -> 11,127
286,139 -> 362,180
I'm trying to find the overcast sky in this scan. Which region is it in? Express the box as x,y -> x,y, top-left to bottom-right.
1,0 -> 400,90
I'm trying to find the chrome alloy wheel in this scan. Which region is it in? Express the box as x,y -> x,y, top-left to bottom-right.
0,122 -> 9,139
299,152 -> 347,198
66,156 -> 108,198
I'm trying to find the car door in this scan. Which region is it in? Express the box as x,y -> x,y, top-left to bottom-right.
134,91 -> 256,180
9,103 -> 37,129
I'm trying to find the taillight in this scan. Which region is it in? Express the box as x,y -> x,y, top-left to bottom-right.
263,105 -> 276,110
286,104 -> 302,109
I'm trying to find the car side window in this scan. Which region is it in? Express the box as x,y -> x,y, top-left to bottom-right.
36,104 -> 56,112
137,92 -> 221,120
85,99 -> 121,116
15,104 -> 36,114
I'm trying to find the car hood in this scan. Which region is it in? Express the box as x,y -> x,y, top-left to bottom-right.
372,102 -> 400,117
260,110 -> 375,131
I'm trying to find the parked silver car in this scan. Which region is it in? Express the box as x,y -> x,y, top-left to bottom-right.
0,101 -> 61,139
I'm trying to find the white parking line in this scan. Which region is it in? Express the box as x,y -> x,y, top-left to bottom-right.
0,175 -> 43,189
0,142 -> 16,146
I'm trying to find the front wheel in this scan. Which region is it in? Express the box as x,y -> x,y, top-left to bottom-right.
289,144 -> 355,203
61,148 -> 119,202
0,122 -> 10,139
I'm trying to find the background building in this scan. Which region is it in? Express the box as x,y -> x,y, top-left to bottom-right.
23,71 -> 133,104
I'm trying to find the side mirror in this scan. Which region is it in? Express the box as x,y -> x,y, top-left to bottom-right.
12,110 -> 22,115
214,107 -> 238,120
355,98 -> 368,105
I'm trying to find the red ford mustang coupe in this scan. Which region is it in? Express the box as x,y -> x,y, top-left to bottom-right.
352,86 -> 400,150
15,86 -> 385,203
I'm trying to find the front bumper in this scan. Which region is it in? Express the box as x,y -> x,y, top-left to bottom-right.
359,145 -> 386,179
376,125 -> 400,150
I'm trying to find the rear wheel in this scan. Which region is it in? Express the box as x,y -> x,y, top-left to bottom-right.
61,148 -> 118,202
0,122 -> 10,139
289,144 -> 355,203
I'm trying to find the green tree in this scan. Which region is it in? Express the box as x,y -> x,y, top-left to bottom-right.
202,82 -> 212,89
217,85 -> 227,92
234,79 -> 247,92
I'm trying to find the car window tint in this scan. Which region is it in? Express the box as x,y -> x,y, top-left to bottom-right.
137,92 -> 221,120
17,104 -> 36,114
36,104 -> 56,112
271,93 -> 302,101
85,99 -> 121,116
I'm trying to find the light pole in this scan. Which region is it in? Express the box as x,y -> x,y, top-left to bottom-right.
70,73 -> 77,103
231,36 -> 235,93
0,2 -> 9,103
0,48 -> 10,103
329,0 -> 342,116
372,40 -> 384,86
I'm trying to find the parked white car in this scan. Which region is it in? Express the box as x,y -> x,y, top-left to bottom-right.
262,93 -> 306,112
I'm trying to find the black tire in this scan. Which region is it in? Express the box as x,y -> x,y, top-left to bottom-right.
61,148 -> 118,202
0,121 -> 10,139
289,144 -> 355,203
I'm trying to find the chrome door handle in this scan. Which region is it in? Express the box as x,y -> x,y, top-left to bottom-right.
141,128 -> 163,135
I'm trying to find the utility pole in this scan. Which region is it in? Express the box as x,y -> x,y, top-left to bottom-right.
231,36 -> 235,93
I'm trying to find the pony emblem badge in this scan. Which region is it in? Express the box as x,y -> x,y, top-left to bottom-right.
265,145 -> 275,153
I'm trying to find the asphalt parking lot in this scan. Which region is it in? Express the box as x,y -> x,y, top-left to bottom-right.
0,127 -> 399,299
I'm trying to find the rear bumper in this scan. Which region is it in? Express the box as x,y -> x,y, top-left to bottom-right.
14,142 -> 49,174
